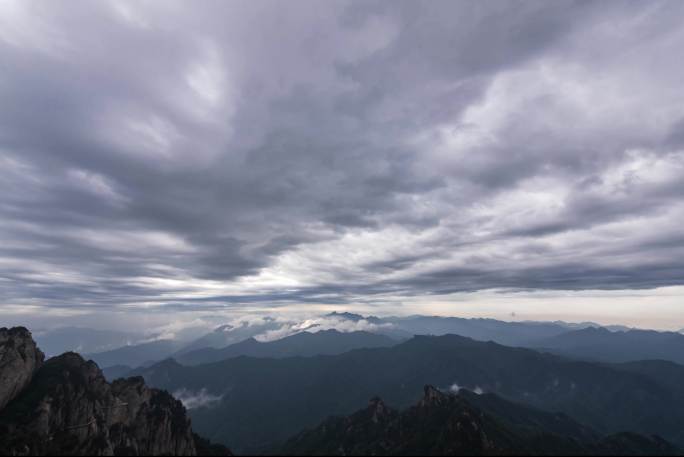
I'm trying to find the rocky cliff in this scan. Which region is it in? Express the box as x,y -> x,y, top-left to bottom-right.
0,327 -> 44,411
0,327 -> 231,456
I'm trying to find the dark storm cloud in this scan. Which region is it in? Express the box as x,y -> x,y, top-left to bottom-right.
1,0 -> 684,316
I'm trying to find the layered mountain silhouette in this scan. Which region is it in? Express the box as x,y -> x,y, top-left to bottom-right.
531,327 -> 684,364
176,330 -> 397,366
85,339 -> 185,370
281,385 -> 678,456
175,319 -> 284,356
81,313 -> 660,373
33,327 -> 144,357
113,312 -> 609,367
134,334 -> 684,453
382,315 -> 574,346
0,327 -> 231,456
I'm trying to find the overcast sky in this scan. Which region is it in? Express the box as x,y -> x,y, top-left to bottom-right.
1,0 -> 684,331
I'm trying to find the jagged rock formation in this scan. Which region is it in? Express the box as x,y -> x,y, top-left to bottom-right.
0,327 -> 231,456
0,327 -> 44,411
280,385 -> 679,456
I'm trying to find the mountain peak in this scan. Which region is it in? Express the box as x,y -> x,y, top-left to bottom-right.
2,326 -> 31,337
326,311 -> 383,324
327,311 -> 365,321
367,396 -> 391,423
422,385 -> 448,404
0,326 -> 44,411
236,336 -> 260,344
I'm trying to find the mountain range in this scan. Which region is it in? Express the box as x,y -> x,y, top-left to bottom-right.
4,321 -> 684,456
133,333 -> 684,453
74,313 -> 621,371
33,327 -> 145,357
66,313 -> 684,376
530,327 -> 684,364
175,330 -> 397,366
85,339 -> 185,370
175,319 -> 286,356
383,315 -> 577,346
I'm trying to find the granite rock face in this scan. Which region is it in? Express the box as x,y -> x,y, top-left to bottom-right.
0,327 -> 230,456
0,327 -> 44,411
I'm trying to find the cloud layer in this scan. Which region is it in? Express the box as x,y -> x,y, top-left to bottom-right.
1,1 -> 684,321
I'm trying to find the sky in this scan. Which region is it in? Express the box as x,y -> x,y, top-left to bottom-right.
1,0 -> 684,332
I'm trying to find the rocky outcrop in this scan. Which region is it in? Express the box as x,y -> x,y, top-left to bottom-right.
0,327 -> 231,456
109,376 -> 197,456
280,385 -> 680,456
0,327 -> 44,411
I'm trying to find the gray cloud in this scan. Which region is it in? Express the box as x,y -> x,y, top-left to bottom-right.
1,0 -> 684,322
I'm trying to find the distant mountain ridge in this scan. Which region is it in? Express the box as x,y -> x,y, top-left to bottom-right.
531,327 -> 684,365
175,318 -> 285,356
543,321 -> 633,332
176,329 -> 396,366
383,315 -> 574,346
85,339 -> 185,369
56,313 -> 664,371
325,311 -> 385,325
50,314 -> 684,391
33,327 -> 145,357
281,385 -> 678,456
